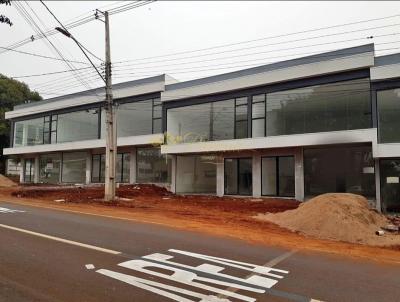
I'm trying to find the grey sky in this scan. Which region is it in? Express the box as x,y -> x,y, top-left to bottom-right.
1,1 -> 400,98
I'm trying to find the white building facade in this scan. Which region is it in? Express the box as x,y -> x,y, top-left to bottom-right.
4,44 -> 400,212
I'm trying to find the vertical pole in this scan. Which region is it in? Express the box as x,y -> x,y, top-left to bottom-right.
104,11 -> 116,201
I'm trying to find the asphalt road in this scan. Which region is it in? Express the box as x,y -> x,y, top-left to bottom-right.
0,201 -> 399,302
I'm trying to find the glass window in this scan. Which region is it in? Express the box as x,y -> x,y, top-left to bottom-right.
235,98 -> 248,139
39,153 -> 61,183
57,109 -> 99,143
266,79 -> 371,136
24,158 -> 35,183
224,158 -> 252,195
14,117 -> 44,147
91,153 -> 130,183
261,156 -> 294,197
252,94 -> 266,138
176,155 -> 216,193
167,99 -> 235,144
278,157 -> 295,197
101,99 -> 157,138
224,159 -> 238,195
380,159 -> 400,213
261,157 -> 277,196
137,147 -> 171,183
304,145 -> 375,198
61,152 -> 87,183
378,89 -> 400,143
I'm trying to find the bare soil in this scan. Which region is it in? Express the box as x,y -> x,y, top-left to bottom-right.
0,174 -> 17,187
1,184 -> 400,264
256,193 -> 400,246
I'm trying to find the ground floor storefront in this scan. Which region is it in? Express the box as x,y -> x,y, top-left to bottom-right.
13,143 -> 400,212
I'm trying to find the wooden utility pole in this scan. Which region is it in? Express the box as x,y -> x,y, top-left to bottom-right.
104,11 -> 116,201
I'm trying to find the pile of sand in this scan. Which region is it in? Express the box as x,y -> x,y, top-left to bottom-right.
256,193 -> 400,246
0,174 -> 17,187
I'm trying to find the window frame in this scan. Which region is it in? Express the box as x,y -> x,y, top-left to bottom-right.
261,155 -> 295,198
224,157 -> 253,196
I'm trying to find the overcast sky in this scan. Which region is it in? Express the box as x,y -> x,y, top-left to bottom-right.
1,1 -> 400,98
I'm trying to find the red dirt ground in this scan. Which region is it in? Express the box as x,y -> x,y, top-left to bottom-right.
2,184 -> 400,264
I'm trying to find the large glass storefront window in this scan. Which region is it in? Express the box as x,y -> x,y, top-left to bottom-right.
304,145 -> 375,198
261,156 -> 295,197
61,152 -> 87,183
101,99 -> 161,138
167,99 -> 249,144
57,109 -> 99,143
91,153 -> 130,183
266,79 -> 371,136
380,159 -> 400,213
224,158 -> 252,195
13,117 -> 45,147
137,147 -> 171,183
39,153 -> 61,183
176,155 -> 216,193
377,89 -> 400,143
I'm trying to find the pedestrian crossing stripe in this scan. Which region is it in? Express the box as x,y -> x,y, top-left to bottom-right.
0,207 -> 25,214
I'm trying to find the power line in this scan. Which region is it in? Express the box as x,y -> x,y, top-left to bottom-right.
113,13 -> 400,64
0,1 -> 157,55
0,45 -> 88,64
40,0 -> 106,83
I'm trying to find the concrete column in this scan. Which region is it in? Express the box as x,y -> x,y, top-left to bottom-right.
252,153 -> 261,197
33,155 -> 39,183
170,155 -> 177,193
294,147 -> 305,201
19,158 -> 25,183
216,155 -> 224,197
85,151 -> 92,184
374,159 -> 382,212
129,147 -> 137,184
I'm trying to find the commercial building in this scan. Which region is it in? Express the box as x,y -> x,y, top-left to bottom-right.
4,44 -> 400,212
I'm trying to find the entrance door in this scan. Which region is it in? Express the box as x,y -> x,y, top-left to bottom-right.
24,158 -> 35,183
261,156 -> 295,197
380,159 -> 400,213
224,158 -> 252,195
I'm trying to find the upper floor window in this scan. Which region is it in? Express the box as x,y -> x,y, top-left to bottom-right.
377,88 -> 400,143
14,117 -> 46,147
266,78 -> 371,136
167,98 -> 248,144
101,98 -> 161,138
56,109 -> 99,143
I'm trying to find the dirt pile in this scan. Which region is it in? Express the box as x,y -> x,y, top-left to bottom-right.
256,193 -> 400,246
0,174 -> 17,187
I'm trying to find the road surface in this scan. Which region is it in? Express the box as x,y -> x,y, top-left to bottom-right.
0,201 -> 399,302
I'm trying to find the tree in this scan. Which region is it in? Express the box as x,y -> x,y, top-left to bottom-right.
0,74 -> 42,173
0,0 -> 12,27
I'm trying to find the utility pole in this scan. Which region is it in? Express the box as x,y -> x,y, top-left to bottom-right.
103,11 -> 117,201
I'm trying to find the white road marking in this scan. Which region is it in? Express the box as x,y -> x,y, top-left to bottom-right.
118,259 -> 261,301
97,269 -> 231,302
85,264 -> 95,270
0,207 -> 25,214
0,223 -> 121,255
143,252 -> 285,289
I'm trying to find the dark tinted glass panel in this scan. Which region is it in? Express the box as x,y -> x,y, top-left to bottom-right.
61,152 -> 86,183
304,145 -> 375,198
278,157 -> 295,197
378,89 -> 400,143
380,159 -> 400,213
224,159 -> 238,195
238,158 -> 252,195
